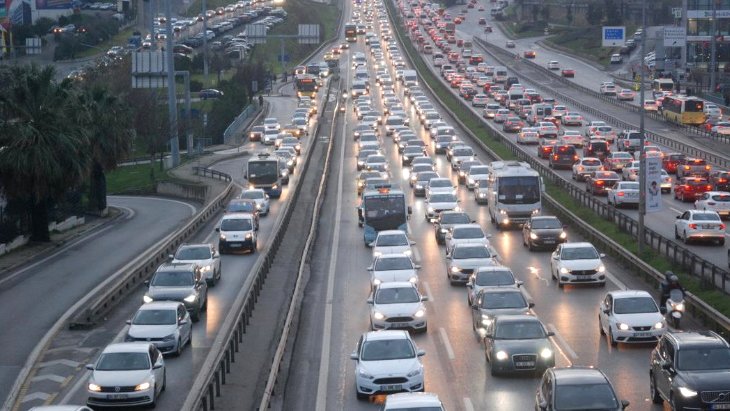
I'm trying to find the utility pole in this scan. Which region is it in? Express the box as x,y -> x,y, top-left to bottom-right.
710,0 -> 718,93
165,0 -> 179,167
202,0 -> 209,87
638,0 -> 647,255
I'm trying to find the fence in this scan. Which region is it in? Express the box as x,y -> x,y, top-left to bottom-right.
193,166 -> 233,182
223,103 -> 258,145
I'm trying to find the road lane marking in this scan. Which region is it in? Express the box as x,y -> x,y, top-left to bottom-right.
547,324 -> 578,363
110,196 -> 197,216
438,327 -> 456,360
463,397 -> 475,411
115,206 -> 135,220
605,270 -> 628,290
669,207 -> 684,214
422,281 -> 434,303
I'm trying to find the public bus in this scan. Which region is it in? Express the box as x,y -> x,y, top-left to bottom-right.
345,22 -> 357,42
486,161 -> 543,229
652,78 -> 674,92
295,74 -> 318,98
244,153 -> 282,198
661,95 -> 706,126
357,185 -> 412,244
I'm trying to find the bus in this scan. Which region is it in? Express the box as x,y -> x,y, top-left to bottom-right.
486,161 -> 543,229
345,22 -> 357,42
652,78 -> 674,92
661,95 -> 706,126
357,185 -> 412,244
244,153 -> 283,198
295,74 -> 318,98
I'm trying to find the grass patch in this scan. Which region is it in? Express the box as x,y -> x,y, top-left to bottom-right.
77,25 -> 139,58
107,162 -> 164,194
544,27 -> 617,66
387,1 -> 730,323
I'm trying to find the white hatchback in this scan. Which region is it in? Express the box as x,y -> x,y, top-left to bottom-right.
368,282 -> 428,332
370,230 -> 415,258
598,290 -> 665,346
550,242 -> 607,287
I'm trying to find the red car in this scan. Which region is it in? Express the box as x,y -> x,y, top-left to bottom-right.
524,50 -> 536,58
674,177 -> 713,202
585,171 -> 621,195
561,68 -> 576,78
469,54 -> 484,65
662,153 -> 686,174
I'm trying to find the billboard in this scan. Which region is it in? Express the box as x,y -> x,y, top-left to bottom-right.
645,156 -> 663,213
602,26 -> 625,47
35,0 -> 72,10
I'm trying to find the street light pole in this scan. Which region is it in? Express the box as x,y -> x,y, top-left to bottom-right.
710,0 -> 718,93
202,0 -> 209,87
165,0 -> 179,167
638,0 -> 647,255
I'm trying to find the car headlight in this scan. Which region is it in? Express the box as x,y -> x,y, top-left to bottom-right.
88,383 -> 102,392
415,184 -> 423,189
200,265 -> 211,272
245,233 -> 253,239
272,184 -> 278,190
495,350 -> 508,361
617,322 -> 630,331
679,386 -> 698,398
450,266 -> 461,273
219,234 -> 226,241
408,276 -> 418,284
500,209 -> 507,215
427,207 -> 434,213
373,311 -> 385,320
540,348 -> 553,359
559,267 -> 570,274
440,228 -> 447,233
530,232 -> 538,240
654,321 -> 665,329
358,368 -> 374,379
184,294 -> 197,303
406,367 -> 422,377
479,193 -> 486,198
373,278 -> 382,286
481,315 -> 493,326
468,178 -> 475,184
559,231 -> 567,239
255,204 -> 262,209
403,249 -> 412,256
414,309 -> 425,318
597,264 -> 606,273
674,303 -> 685,311
143,295 -> 153,303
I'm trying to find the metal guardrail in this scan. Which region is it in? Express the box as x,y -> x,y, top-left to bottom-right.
193,166 -> 233,182
224,104 -> 258,146
388,3 -> 730,335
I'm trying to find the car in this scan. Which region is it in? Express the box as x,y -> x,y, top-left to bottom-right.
445,223 -> 490,254
636,145 -> 663,161
522,215 -> 567,251
124,301 -> 192,356
603,152 -> 634,172
711,121 -> 730,136
649,331 -> 730,410
550,242 -> 607,287
621,160 -> 641,182
674,209 -> 726,245
483,315 -> 555,375
465,165 -> 490,190
471,288 -> 533,332
224,198 -> 261,227
365,154 -> 389,172
472,93 -> 489,107
368,254 -> 420,290
263,117 -> 281,132
249,125 -> 265,142
561,68 -> 575,78
240,188 -> 270,215
402,146 -> 426,166
660,169 -> 673,193
449,145 -> 476,169
536,121 -> 559,139
412,171 -> 440,196
368,282 -> 428,332
561,112 -> 584,127
572,157 -> 603,181
216,212 -> 257,253
466,266 -> 522,306
644,99 -> 658,111
381,392 -> 444,411
591,125 -> 617,143
199,88 -> 224,99
506,41 -> 516,48
547,60 -> 560,70
674,177 -> 713,202
598,290 -> 665,347
662,153 -> 686,174
86,343 -> 166,408
433,211 -> 472,245
610,53 -> 623,64
494,109 -> 511,123
677,157 -> 712,178
370,230 -> 414,258
709,170 -> 730,191
427,177 -> 457,196
607,181 -> 640,208
558,130 -> 584,148
425,192 -> 460,221
357,149 -> 380,171
350,330 -> 425,399
548,144 -> 579,170
446,243 -> 499,285
537,138 -> 558,159
600,82 -> 617,95
358,133 -> 381,152
502,116 -> 525,133
478,17 -> 487,25
523,50 -> 536,58
536,367 -> 629,411
143,263 -> 207,321
170,243 -> 221,286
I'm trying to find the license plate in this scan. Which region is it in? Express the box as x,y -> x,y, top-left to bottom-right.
543,240 -> 555,244
230,244 -> 242,248
702,224 -> 716,229
516,361 -> 535,367
391,323 -> 409,328
381,384 -> 402,392
634,332 -> 652,337
108,394 -> 128,400
576,275 -> 593,279
712,405 -> 730,410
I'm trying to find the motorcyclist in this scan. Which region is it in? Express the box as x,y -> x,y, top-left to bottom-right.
660,271 -> 685,307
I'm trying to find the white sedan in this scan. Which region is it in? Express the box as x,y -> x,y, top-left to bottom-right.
607,181 -> 640,208
711,121 -> 730,136
550,242 -> 607,287
559,130 -> 585,147
369,254 -> 420,290
240,189 -> 270,215
368,282 -> 427,332
425,192 -> 460,221
695,191 -> 730,218
370,230 -> 414,258
674,209 -> 726,245
622,161 -> 640,181
572,157 -> 603,181
445,223 -> 491,254
561,112 -> 584,126
598,290 -> 665,346
445,243 -> 499,285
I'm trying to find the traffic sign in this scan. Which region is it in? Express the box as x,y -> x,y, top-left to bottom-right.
664,26 -> 686,47
602,26 -> 625,47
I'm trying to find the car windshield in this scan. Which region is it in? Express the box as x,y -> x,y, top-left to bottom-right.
583,159 -> 602,166
361,339 -> 415,361
561,247 -> 599,260
479,292 -> 527,309
677,347 -> 730,371
454,227 -> 484,239
377,234 -> 408,246
151,271 -> 194,286
613,297 -> 657,314
242,191 -> 264,200
133,309 -> 177,325
441,213 -> 471,225
453,148 -> 473,156
693,213 -> 721,221
418,172 -> 439,182
532,218 -> 562,229
711,194 -> 730,201
453,246 -> 491,259
430,180 -> 451,188
429,194 -> 457,203
375,287 -> 420,304
220,218 -> 253,231
374,257 -> 413,271
227,201 -> 255,213
470,167 -> 489,176
555,383 -> 619,410
368,156 -> 386,164
175,246 -> 211,260
361,134 -> 378,142
96,352 -> 151,371
494,321 -> 546,339
618,183 -> 639,190
475,270 -> 515,286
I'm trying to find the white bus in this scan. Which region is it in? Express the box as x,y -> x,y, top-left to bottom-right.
487,161 -> 543,229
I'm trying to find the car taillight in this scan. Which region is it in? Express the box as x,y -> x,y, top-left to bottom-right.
597,180 -> 604,185
574,155 -> 579,161
553,154 -> 559,160
721,223 -> 727,230
689,223 -> 698,229
685,165 -> 691,170
707,185 -> 713,190
617,192 -> 624,196
706,165 -> 711,170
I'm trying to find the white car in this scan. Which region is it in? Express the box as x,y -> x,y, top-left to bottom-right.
517,128 -> 540,144
634,145 -> 663,160
622,161 -> 640,181
599,82 -> 617,95
607,181 -> 640,208
425,192 -> 460,221
263,117 -> 281,132
350,331 -> 425,400
561,112 -> 584,127
466,266 -> 522,306
125,301 -> 192,356
547,60 -> 560,70
705,103 -> 723,119
643,99 -> 658,112
263,129 -> 279,145
598,290 -> 665,346
445,223 -> 490,254
382,393 -> 444,411
536,122 -> 559,138
86,343 -> 165,408
711,122 -> 730,135
371,230 -> 415,258
585,121 -> 608,137
170,243 -> 221,285
240,189 -> 270,215
368,282 -> 428,332
369,254 -> 420,290
559,130 -> 585,147
466,165 -> 490,190
449,146 -> 476,169
427,177 -> 456,196
695,191 -> 730,218
358,133 -> 381,152
494,109 -> 511,123
446,243 -> 499,285
674,209 -> 726,245
550,242 -> 607,287
483,103 -> 501,119
572,157 -> 603,181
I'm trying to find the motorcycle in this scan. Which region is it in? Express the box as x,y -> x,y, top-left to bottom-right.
662,288 -> 686,328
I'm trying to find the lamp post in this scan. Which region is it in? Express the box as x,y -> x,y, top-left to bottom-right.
710,0 -> 718,93
638,0 -> 647,255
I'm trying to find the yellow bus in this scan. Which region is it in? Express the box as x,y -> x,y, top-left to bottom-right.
295,74 -> 318,98
661,96 -> 706,126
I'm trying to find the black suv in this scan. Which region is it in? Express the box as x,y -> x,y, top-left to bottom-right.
650,331 -> 730,410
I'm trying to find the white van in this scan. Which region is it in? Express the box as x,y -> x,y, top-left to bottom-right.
494,66 -> 508,83
402,69 -> 418,87
217,213 -> 257,253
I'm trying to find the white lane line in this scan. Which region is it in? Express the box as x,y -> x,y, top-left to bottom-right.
463,397 -> 475,411
110,196 -> 197,216
605,270 -> 628,291
669,207 -> 684,214
314,84 -> 348,411
412,247 -> 422,264
547,324 -> 578,363
422,281 -> 434,303
438,327 -> 456,360
115,206 -> 135,220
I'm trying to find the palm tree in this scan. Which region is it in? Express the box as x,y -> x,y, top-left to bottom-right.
0,64 -> 90,241
79,86 -> 133,212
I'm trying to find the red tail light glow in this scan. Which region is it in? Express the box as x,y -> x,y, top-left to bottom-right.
721,223 -> 727,230
617,192 -> 625,196
689,224 -> 698,229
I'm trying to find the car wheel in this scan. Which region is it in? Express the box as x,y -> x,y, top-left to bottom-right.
356,390 -> 369,400
191,310 -> 200,323
675,227 -> 680,240
683,231 -> 690,244
650,373 -> 662,404
608,328 -> 618,347
148,387 -> 157,408
174,338 -> 183,356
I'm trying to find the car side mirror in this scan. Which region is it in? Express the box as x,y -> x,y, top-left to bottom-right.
367,266 -> 373,271
86,364 -> 94,370
599,253 -> 606,258
421,296 -> 429,302
621,399 -> 630,409
547,331 -> 555,337
660,306 -> 667,314
366,298 -> 373,304
168,254 -> 174,261
603,308 -> 610,314
552,255 -> 559,260
243,174 -> 248,179
417,349 -> 426,357
410,240 -> 416,245
661,361 -> 673,371
676,215 -> 681,219
414,264 -> 422,269
144,280 -> 150,287
368,242 -> 375,248
516,280 -> 524,287
350,352 -> 359,360
213,251 -> 220,258
153,363 -> 163,370
215,227 -> 220,232
466,282 -> 473,288
125,320 -> 132,325
528,302 -> 535,308
179,319 -> 188,325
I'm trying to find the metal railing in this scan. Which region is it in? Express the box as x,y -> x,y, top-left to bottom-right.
193,166 -> 233,182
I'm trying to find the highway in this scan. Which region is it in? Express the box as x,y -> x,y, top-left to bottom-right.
281,1 -> 710,410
